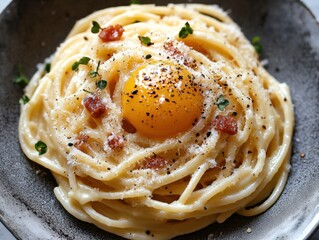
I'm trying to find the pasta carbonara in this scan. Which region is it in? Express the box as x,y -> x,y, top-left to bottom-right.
19,4 -> 294,240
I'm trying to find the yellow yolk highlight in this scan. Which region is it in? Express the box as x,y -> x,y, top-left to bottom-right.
122,61 -> 203,138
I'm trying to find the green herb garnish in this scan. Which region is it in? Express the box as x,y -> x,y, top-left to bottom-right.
88,60 -> 108,90
19,95 -> 30,104
44,63 -> 51,73
14,64 -> 29,87
252,36 -> 263,54
145,54 -> 152,59
72,62 -> 80,71
35,141 -> 47,155
89,61 -> 101,78
83,89 -> 93,94
72,57 -> 91,71
78,57 -> 91,65
138,36 -> 153,46
130,0 -> 140,4
96,80 -> 107,89
179,22 -> 193,39
216,95 -> 229,111
91,21 -> 102,34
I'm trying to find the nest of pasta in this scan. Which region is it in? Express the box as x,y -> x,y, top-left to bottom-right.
19,4 -> 294,240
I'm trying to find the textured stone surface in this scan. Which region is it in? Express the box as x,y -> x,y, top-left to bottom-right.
0,0 -> 318,239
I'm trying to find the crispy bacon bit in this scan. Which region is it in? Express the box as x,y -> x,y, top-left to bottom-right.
163,41 -> 196,68
122,118 -> 137,133
141,155 -> 168,170
212,115 -> 238,135
74,133 -> 89,150
99,24 -> 124,42
83,94 -> 106,118
107,133 -> 125,150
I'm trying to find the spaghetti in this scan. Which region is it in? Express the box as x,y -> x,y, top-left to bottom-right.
19,4 -> 294,240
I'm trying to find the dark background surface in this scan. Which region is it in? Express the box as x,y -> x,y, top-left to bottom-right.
0,0 -> 319,239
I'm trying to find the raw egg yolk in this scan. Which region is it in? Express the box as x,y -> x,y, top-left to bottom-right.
122,61 -> 203,138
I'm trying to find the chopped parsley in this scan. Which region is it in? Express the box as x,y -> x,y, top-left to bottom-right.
138,36 -> 153,46
145,54 -> 152,59
44,63 -> 51,73
35,141 -> 47,155
83,89 -> 93,94
14,65 -> 29,87
216,94 -> 229,111
19,95 -> 30,104
252,36 -> 263,54
72,57 -> 91,71
96,80 -> 107,89
89,60 -> 101,78
91,21 -> 102,34
179,22 -> 193,39
89,61 -> 108,90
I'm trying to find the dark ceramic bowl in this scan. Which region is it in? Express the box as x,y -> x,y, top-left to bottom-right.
0,0 -> 319,239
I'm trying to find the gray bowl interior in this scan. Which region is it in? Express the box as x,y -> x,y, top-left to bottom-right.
0,0 -> 319,239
